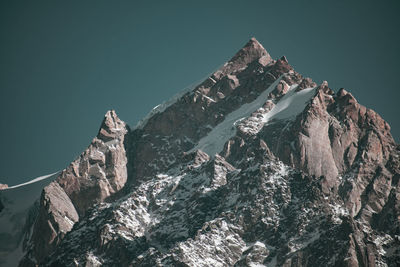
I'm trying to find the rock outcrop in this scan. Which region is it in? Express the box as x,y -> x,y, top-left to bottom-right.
19,110 -> 128,266
23,183 -> 78,265
0,184 -> 8,190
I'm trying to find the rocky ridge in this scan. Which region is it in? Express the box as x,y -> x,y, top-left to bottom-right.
0,38 -> 399,266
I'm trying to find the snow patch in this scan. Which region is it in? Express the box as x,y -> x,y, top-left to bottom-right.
329,203 -> 349,224
237,84 -> 317,135
373,234 -> 393,256
189,77 -> 283,156
4,171 -> 59,190
260,86 -> 316,123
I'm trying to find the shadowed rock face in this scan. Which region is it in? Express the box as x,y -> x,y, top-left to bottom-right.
14,38 -> 400,266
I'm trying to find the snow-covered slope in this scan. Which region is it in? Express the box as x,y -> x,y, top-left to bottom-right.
190,77 -> 284,156
0,172 -> 58,266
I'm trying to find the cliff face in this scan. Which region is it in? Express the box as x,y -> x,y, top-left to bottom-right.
3,38 -> 399,266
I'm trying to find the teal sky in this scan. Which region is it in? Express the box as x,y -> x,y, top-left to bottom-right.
1,0 -> 399,185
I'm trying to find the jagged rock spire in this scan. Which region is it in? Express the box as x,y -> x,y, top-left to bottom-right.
97,110 -> 127,142
213,37 -> 273,79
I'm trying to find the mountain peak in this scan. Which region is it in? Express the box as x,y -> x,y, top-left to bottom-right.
247,37 -> 265,49
280,55 -> 288,63
213,37 -> 272,79
97,110 -> 126,142
233,37 -> 270,62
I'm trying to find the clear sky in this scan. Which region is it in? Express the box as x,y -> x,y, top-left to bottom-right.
1,0 -> 399,185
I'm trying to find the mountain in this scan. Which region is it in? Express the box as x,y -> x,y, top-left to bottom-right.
1,37 -> 399,266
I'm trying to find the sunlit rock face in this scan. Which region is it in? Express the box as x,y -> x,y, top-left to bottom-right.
18,110 -> 128,266
3,38 -> 399,267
